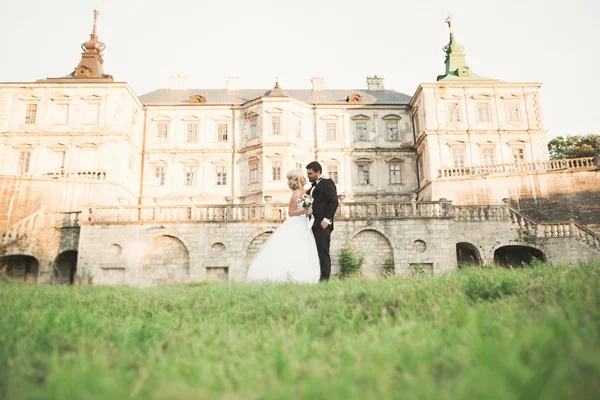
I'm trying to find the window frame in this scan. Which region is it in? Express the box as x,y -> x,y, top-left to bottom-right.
451,147 -> 467,169
17,151 -> 32,175
481,146 -> 496,165
447,101 -> 461,123
476,101 -> 491,123
184,165 -> 196,186
326,164 -> 339,184
186,123 -> 199,143
217,122 -> 228,142
249,161 -> 258,184
389,163 -> 402,184
154,165 -> 166,186
216,165 -> 227,186
272,160 -> 282,181
271,115 -> 282,136
506,101 -> 521,123
24,103 -> 38,125
325,122 -> 337,141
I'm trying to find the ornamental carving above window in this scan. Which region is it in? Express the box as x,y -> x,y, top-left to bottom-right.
189,95 -> 206,104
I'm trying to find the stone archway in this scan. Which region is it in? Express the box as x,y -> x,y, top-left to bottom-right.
456,242 -> 482,266
349,229 -> 393,276
244,231 -> 273,279
141,235 -> 190,285
54,251 -> 78,285
494,245 -> 546,268
0,255 -> 39,282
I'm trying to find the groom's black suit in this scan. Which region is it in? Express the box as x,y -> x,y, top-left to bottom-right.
308,178 -> 339,281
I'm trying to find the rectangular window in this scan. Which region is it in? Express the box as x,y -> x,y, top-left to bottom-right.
386,122 -> 399,141
476,102 -> 491,122
506,102 -> 521,122
217,123 -> 228,142
447,102 -> 461,122
271,115 -> 281,135
17,152 -> 31,175
184,166 -> 196,186
249,119 -> 257,138
154,166 -> 165,186
296,120 -> 302,138
187,123 -> 199,143
216,166 -> 227,186
512,148 -> 525,163
481,147 -> 496,165
358,164 -> 370,184
296,162 -> 302,170
325,122 -> 337,141
53,104 -> 68,125
272,161 -> 282,181
84,103 -> 99,124
250,162 -> 258,183
355,122 -> 368,141
157,123 -> 169,141
452,148 -> 466,168
328,165 -> 339,183
50,150 -> 66,170
25,104 -> 37,124
390,164 -> 402,184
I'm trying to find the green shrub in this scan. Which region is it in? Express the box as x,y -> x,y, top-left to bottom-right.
340,246 -> 364,278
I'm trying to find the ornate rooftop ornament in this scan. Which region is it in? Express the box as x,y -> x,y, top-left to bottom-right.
346,94 -> 362,103
189,95 -> 207,103
70,10 -> 113,80
264,78 -> 289,97
436,16 -> 497,82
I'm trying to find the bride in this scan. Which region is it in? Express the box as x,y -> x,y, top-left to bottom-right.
246,169 -> 320,284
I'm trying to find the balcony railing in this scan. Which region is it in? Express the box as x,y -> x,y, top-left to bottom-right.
81,200 -> 455,224
43,169 -> 108,181
439,157 -> 596,179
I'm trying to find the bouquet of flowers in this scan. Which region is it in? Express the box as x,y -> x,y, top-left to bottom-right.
297,194 -> 314,210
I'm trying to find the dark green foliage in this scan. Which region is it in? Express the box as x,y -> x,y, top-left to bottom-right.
548,134 -> 600,159
339,246 -> 364,278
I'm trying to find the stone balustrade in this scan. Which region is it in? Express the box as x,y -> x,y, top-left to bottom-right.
452,204 -> 600,250
44,169 -> 108,181
537,221 -> 600,249
439,157 -> 596,179
82,200 -> 455,224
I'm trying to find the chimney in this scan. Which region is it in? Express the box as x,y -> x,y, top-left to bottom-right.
367,75 -> 385,90
311,77 -> 324,91
169,74 -> 188,90
227,76 -> 240,91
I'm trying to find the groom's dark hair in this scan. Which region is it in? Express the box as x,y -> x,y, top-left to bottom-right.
306,161 -> 322,173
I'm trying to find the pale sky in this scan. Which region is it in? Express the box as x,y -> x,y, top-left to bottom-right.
0,0 -> 597,139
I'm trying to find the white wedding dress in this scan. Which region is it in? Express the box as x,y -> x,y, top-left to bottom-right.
246,204 -> 320,284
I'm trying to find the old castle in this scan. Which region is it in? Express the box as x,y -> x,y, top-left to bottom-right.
1,13 -> 598,286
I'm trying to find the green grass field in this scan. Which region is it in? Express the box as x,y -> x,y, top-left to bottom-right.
1,262 -> 599,400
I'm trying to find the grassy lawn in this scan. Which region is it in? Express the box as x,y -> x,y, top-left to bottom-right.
1,262 -> 599,400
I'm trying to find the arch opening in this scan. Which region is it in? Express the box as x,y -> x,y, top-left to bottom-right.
0,255 -> 39,282
494,245 -> 546,268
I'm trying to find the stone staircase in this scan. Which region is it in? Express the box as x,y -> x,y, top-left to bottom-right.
453,204 -> 600,252
1,210 -> 81,246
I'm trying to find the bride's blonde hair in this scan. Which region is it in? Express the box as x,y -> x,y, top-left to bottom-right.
286,169 -> 303,190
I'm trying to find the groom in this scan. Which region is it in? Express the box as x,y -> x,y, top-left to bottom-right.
306,161 -> 339,281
